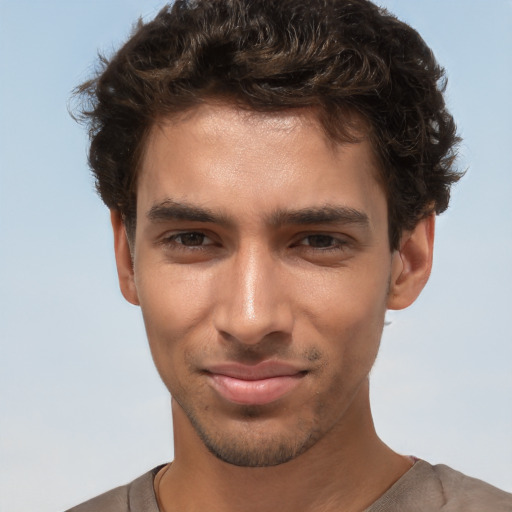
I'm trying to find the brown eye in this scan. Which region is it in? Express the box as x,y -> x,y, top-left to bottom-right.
303,235 -> 338,248
176,232 -> 207,246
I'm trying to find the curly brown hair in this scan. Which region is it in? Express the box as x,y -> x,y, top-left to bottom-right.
74,0 -> 462,249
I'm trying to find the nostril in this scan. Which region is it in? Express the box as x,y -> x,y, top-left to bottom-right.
215,323 -> 294,353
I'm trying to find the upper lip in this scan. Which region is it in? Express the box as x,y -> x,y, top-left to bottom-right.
204,361 -> 306,381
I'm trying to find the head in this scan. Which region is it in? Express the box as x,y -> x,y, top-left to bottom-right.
75,0 -> 461,251
74,0 -> 462,468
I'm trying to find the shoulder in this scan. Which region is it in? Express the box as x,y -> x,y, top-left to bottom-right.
65,484 -> 129,512
431,463 -> 512,511
65,466 -> 163,512
366,460 -> 512,512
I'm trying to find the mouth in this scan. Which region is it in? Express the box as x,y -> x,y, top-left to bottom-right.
204,362 -> 307,406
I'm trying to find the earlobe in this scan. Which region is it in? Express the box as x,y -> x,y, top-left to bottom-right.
111,210 -> 140,306
387,214 -> 435,311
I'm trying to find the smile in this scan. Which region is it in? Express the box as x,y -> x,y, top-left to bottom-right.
205,362 -> 307,406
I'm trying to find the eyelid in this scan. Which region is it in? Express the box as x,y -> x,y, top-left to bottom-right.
156,229 -> 354,251
302,235 -> 342,245
293,232 -> 352,246
159,230 -> 216,247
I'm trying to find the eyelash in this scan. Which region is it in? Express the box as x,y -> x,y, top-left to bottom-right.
160,231 -> 215,249
294,234 -> 349,252
159,231 -> 349,253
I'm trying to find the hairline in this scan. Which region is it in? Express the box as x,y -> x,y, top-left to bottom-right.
121,99 -> 399,250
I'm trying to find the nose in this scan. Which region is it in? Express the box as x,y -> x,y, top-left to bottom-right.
213,244 -> 293,346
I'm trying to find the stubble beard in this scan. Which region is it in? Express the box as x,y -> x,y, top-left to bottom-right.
179,400 -> 322,467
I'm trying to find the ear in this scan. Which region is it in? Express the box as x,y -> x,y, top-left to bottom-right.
387,214 -> 435,310
111,210 -> 140,306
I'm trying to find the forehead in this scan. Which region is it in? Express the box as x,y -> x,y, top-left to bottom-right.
137,103 -> 386,229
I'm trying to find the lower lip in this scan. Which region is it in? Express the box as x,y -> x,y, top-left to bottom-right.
208,373 -> 305,405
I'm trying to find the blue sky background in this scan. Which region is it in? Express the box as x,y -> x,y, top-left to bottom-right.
1,1 -> 511,510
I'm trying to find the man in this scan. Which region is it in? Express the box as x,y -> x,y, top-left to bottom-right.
68,0 -> 512,510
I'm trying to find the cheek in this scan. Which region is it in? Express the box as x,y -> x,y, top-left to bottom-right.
298,263 -> 389,329
135,265 -> 215,370
297,264 -> 389,367
137,262 -> 213,326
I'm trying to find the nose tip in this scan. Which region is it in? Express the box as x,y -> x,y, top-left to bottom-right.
213,249 -> 293,346
216,305 -> 293,346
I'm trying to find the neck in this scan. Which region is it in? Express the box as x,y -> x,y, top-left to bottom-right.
157,382 -> 411,512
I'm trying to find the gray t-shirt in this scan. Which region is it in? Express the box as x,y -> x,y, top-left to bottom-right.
66,460 -> 512,511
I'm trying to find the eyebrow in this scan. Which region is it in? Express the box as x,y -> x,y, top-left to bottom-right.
147,200 -> 369,229
269,205 -> 370,228
147,200 -> 232,226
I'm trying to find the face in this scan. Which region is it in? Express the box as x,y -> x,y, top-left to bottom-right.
121,103 -> 407,467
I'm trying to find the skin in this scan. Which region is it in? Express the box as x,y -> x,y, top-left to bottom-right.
112,102 -> 434,512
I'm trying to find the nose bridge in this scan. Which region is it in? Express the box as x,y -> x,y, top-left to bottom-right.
238,243 -> 267,323
214,241 -> 291,344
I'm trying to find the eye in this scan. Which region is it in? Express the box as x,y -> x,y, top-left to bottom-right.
162,231 -> 215,248
156,230 -> 223,264
175,232 -> 209,246
297,234 -> 349,250
291,233 -> 354,265
300,234 -> 340,248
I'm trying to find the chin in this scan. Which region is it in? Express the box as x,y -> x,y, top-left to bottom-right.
185,405 -> 322,467
202,431 -> 317,467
